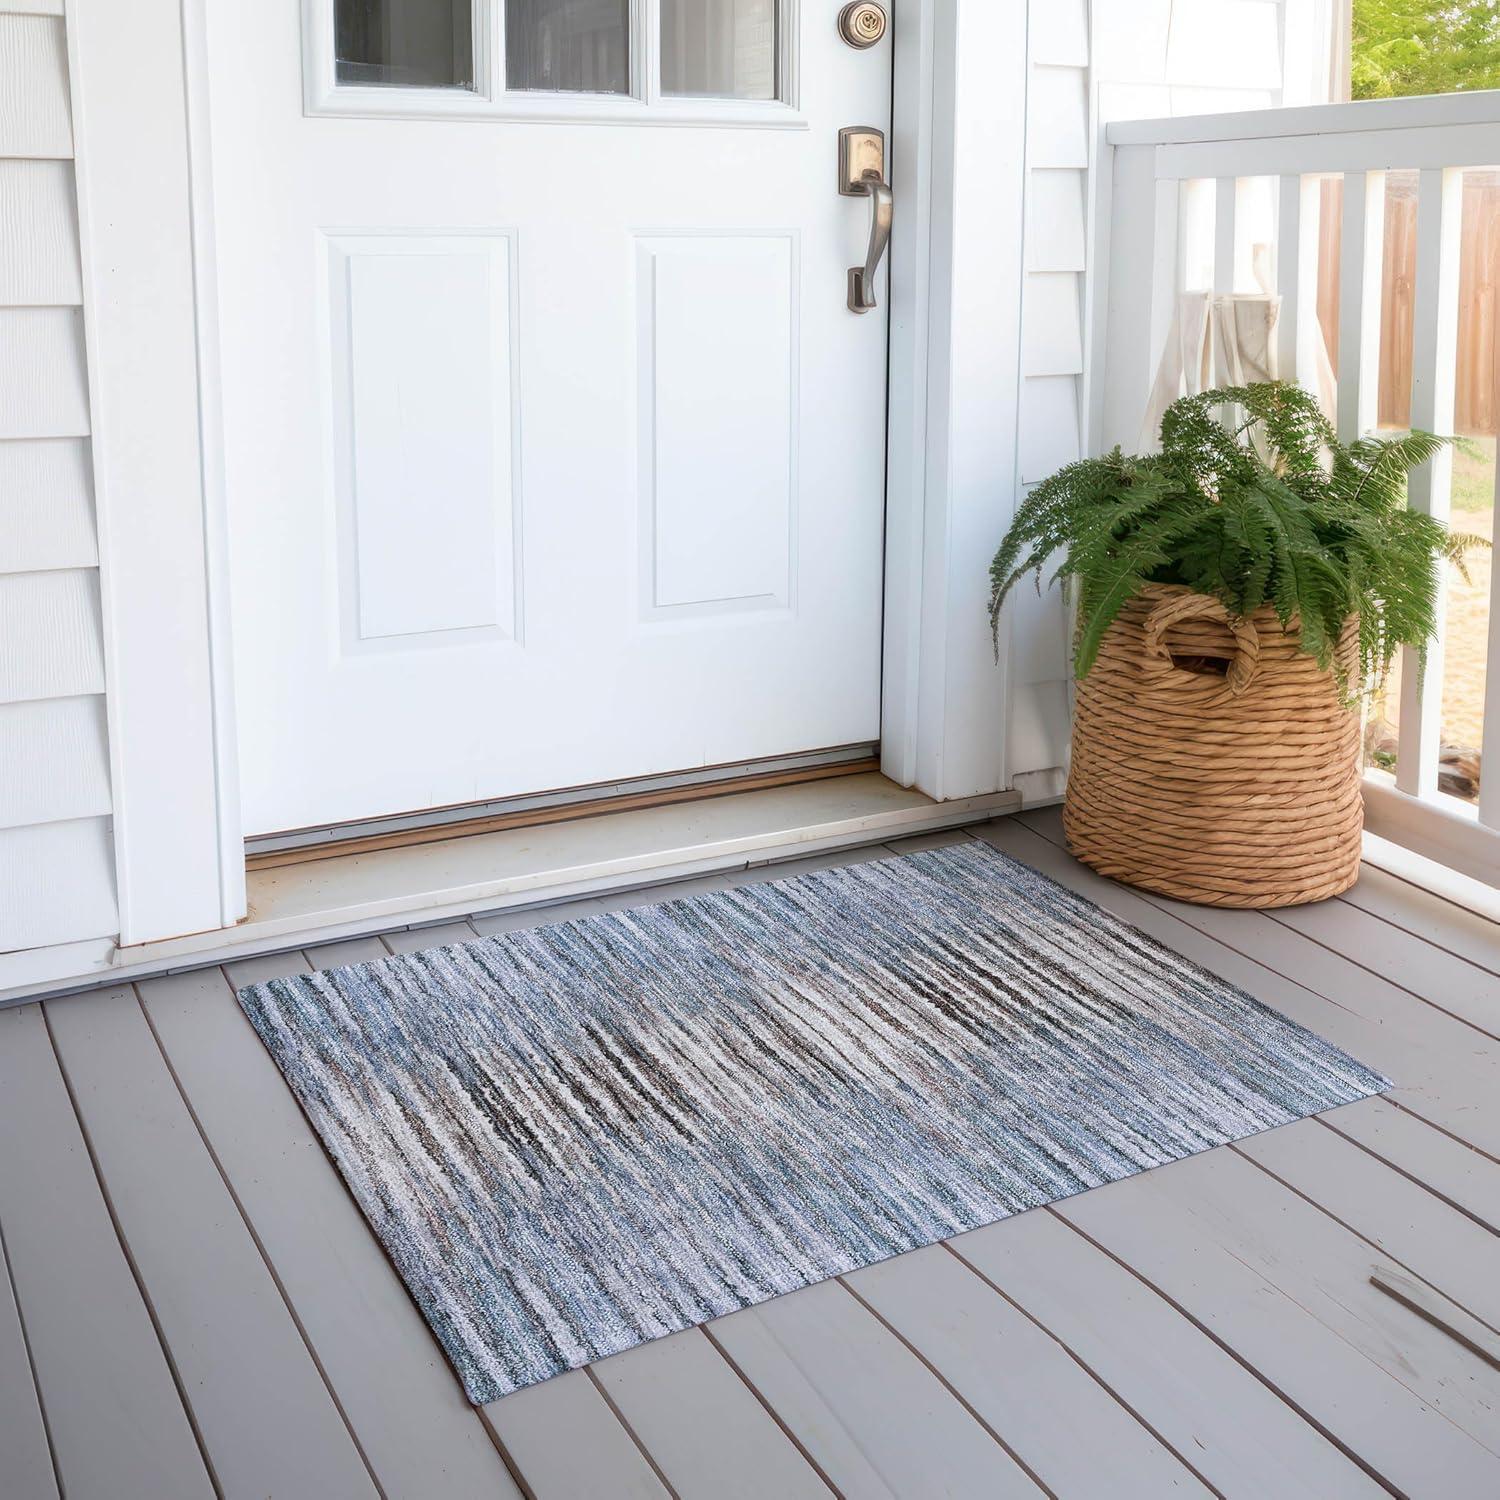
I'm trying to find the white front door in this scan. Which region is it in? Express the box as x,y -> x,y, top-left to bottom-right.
206,0 -> 892,835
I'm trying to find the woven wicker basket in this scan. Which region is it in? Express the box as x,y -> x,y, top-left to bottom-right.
1065,583 -> 1363,908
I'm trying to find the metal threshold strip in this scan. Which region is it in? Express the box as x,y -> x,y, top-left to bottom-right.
245,744 -> 881,870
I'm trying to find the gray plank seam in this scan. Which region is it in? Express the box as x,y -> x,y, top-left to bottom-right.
291,943 -> 551,1498
1044,1207 -> 1399,1495
136,984 -> 386,1495
696,1324 -> 848,1498
37,1003 -> 225,1496
1008,812 -> 1499,1157
1262,907 -> 1500,1045
835,1275 -> 1059,1498
1335,872 -> 1500,977
1317,1112 -> 1500,1235
583,1365 -> 683,1500
933,1239 -> 1223,1496
1230,1138 -> 1500,1337
0,1204 -> 59,1499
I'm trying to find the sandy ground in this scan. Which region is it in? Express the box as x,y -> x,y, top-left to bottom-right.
1443,503 -> 1494,751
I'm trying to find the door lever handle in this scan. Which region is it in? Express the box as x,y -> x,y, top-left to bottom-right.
839,127 -> 892,313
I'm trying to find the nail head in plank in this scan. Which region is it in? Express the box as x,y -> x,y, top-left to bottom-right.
0,1004 -> 212,1498
139,965 -> 522,1500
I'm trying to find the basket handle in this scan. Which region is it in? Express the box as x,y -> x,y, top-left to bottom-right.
1140,592 -> 1260,696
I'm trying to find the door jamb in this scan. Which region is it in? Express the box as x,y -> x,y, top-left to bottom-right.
881,0 -> 1025,802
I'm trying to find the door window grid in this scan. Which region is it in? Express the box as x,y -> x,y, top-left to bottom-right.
323,0 -> 790,111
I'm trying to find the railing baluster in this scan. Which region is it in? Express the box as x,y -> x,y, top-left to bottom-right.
1396,167 -> 1461,800
1481,457 -> 1500,825
1276,173 -> 1319,386
1336,169 -> 1386,443
1212,177 -> 1236,387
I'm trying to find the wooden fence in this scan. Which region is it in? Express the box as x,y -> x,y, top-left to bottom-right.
1316,170 -> 1500,435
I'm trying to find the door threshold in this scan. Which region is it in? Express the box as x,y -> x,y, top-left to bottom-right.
3,774 -> 1020,1005
246,747 -> 881,870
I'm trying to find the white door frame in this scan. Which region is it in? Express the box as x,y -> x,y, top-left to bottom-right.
68,0 -> 1027,946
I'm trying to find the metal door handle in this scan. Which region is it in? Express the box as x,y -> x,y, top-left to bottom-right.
839,127 -> 891,313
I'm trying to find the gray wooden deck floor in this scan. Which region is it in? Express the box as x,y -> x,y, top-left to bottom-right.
3,808 -> 1499,1499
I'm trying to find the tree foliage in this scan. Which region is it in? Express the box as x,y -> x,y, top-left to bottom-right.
1352,0 -> 1500,99
988,383 -> 1483,695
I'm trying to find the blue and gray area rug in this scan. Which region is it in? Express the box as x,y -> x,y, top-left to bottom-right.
238,840 -> 1388,1403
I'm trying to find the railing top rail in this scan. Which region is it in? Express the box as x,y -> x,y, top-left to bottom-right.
1105,88 -> 1500,149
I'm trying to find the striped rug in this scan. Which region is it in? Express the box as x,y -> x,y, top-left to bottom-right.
238,840 -> 1388,1404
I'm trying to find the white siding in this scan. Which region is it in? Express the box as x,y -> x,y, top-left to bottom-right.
1004,0 -> 1297,787
0,159 -> 80,303
0,12 -> 71,158
0,9 -> 116,952
0,819 -> 117,951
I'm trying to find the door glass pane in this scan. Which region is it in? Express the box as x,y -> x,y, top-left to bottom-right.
335,0 -> 475,88
507,0 -> 631,94
661,0 -> 777,101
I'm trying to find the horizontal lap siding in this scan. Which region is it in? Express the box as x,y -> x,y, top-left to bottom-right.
0,10 -> 116,951
1005,0 -> 1292,789
1010,2 -> 1090,783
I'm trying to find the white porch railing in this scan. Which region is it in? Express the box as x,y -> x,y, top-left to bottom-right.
1094,91 -> 1500,889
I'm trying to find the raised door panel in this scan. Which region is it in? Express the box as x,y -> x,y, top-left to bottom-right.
327,233 -> 518,652
636,235 -> 796,619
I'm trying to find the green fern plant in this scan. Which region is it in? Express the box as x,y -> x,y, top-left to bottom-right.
989,382 -> 1484,693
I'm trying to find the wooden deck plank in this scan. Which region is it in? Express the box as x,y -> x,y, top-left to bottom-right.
1238,1116 -> 1500,1331
482,1369 -> 670,1499
140,961 -> 522,1500
845,1241 -> 1214,1496
1338,863 -> 1500,976
708,1278 -> 1045,1498
1323,1096 -> 1500,1234
985,816 -> 1500,1155
1269,893 -> 1500,1041
951,1208 -> 1384,1499
0,1208 -> 58,1500
44,985 -> 378,1498
1060,1149 -> 1500,1495
592,1327 -> 834,1499
0,1004 -> 212,1499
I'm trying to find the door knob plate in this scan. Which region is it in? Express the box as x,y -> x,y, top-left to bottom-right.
838,127 -> 892,313
838,126 -> 885,197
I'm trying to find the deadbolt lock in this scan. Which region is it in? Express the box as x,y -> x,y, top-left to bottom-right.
838,2 -> 887,49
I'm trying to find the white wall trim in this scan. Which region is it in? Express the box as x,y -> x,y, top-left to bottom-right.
881,0 -> 1027,801
66,0 -> 243,943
